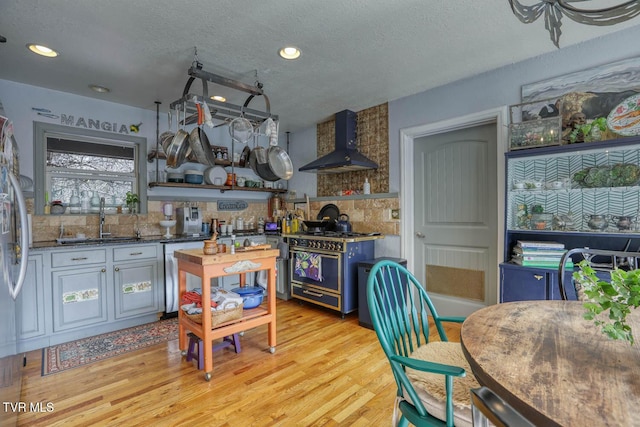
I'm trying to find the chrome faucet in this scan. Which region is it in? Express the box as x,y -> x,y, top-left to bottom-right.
131,213 -> 141,239
99,197 -> 111,238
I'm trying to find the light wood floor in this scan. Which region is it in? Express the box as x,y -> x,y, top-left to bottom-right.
19,300 -> 460,426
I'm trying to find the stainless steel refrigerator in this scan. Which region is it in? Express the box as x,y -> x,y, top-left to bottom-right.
0,109 -> 30,426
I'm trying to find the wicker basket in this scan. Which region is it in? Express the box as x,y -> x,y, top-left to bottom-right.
183,303 -> 243,326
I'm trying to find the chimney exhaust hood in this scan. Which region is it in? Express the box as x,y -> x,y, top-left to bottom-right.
299,109 -> 378,174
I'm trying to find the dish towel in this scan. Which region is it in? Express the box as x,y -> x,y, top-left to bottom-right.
294,251 -> 323,282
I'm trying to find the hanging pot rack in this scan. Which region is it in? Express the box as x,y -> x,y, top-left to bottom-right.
169,64 -> 277,127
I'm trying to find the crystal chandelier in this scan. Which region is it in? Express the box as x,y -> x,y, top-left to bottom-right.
509,0 -> 640,48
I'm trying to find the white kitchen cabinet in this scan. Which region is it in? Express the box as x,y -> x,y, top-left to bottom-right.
51,249 -> 109,332
16,253 -> 46,341
18,242 -> 165,351
113,244 -> 161,319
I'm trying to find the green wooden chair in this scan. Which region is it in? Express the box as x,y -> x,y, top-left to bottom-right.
367,260 -> 479,427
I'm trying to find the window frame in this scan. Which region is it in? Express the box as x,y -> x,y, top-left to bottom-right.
33,121 -> 147,215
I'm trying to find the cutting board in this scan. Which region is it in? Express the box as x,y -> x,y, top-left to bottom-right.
234,244 -> 272,252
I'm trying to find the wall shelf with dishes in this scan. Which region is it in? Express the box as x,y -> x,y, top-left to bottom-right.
501,135 -> 640,302
148,181 -> 287,194
506,136 -> 640,237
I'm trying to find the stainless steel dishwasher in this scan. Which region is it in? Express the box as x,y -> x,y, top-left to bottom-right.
163,240 -> 205,314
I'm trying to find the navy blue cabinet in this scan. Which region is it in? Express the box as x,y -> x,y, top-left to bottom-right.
500,263 -> 575,302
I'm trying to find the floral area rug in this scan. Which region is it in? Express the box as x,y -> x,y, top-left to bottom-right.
42,318 -> 178,376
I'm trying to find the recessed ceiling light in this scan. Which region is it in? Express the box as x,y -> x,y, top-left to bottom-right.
27,43 -> 59,57
89,84 -> 110,93
210,95 -> 226,102
279,46 -> 301,60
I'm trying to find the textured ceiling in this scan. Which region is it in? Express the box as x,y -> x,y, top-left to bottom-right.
1,0 -> 639,133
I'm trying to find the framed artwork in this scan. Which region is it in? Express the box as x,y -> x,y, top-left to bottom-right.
521,56 -> 640,123
510,98 -> 562,123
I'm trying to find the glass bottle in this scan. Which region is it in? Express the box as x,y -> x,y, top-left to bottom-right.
81,191 -> 91,213
90,191 -> 100,207
69,191 -> 80,214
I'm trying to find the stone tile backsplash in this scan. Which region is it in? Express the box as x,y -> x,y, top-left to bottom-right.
286,196 -> 400,236
28,199 -> 270,243
29,195 -> 400,242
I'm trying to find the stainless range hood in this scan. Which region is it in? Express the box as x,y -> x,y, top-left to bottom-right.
299,109 -> 378,174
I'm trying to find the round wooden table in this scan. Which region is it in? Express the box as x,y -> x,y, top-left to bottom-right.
460,301 -> 640,427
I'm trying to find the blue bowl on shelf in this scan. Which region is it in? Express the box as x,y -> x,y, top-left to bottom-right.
231,286 -> 264,309
184,170 -> 204,184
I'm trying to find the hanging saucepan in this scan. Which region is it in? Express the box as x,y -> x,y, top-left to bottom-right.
246,94 -> 271,171
256,139 -> 293,182
166,105 -> 191,168
160,111 -> 174,153
257,160 -> 280,181
188,103 -> 217,166
260,117 -> 292,180
252,117 -> 276,170
160,131 -> 174,154
249,132 -> 266,174
266,141 -> 293,180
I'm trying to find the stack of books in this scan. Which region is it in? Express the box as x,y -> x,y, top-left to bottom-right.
511,241 -> 573,269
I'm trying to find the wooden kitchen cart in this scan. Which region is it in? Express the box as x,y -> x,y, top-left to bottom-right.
174,248 -> 279,380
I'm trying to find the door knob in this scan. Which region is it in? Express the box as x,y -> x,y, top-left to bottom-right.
416,232 -> 425,238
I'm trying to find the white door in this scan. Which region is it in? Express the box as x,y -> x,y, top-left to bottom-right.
413,123 -> 498,316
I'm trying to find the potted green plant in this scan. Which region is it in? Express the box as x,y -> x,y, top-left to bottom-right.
569,117 -> 608,143
573,260 -> 640,345
125,191 -> 140,214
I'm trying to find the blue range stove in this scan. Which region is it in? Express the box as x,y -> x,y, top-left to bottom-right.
287,232 -> 378,316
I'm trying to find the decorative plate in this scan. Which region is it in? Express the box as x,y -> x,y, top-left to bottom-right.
204,165 -> 228,185
607,93 -> 640,137
573,163 -> 640,188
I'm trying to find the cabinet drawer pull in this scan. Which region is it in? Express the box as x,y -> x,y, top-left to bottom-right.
303,289 -> 324,297
71,257 -> 88,261
114,267 -> 120,272
130,252 -> 143,256
533,274 -> 543,281
101,268 -> 106,273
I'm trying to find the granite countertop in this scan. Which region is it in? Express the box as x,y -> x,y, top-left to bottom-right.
30,232 -> 272,251
281,233 -> 384,242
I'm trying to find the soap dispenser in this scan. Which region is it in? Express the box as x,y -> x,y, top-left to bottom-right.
363,178 -> 371,195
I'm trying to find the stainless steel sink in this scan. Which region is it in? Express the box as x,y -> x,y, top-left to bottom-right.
56,236 -> 141,245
